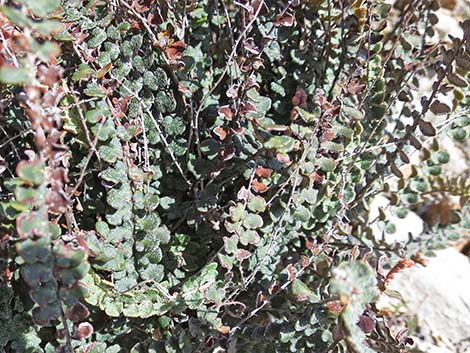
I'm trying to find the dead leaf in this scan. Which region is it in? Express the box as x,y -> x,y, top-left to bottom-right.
429,101 -> 450,115
447,72 -> 468,87
286,264 -> 296,281
218,105 -> 234,120
255,166 -> 271,178
418,118 -> 436,136
275,12 -> 295,27
385,259 -> 414,283
213,126 -> 228,140
326,300 -> 344,314
252,179 -> 268,193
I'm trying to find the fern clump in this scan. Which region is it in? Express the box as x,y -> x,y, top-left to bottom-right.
0,0 -> 469,352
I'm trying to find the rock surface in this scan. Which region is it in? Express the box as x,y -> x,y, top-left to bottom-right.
368,195 -> 424,244
384,248 -> 470,353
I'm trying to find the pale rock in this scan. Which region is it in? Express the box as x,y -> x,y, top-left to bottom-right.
435,9 -> 464,39
368,195 -> 424,244
436,135 -> 469,176
384,248 -> 470,353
